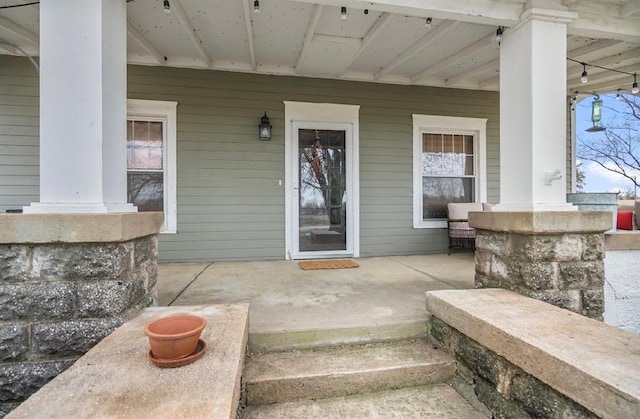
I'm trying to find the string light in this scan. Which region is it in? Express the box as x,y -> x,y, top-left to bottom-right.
568,58 -> 639,95
495,26 -> 504,44
341,6 -> 347,20
425,17 -> 432,28
580,63 -> 588,84
163,0 -> 171,14
616,89 -> 622,100
253,0 -> 260,13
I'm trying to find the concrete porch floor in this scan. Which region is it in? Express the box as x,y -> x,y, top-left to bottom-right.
157,254 -> 475,340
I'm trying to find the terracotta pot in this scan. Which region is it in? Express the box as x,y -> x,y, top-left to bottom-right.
143,314 -> 206,360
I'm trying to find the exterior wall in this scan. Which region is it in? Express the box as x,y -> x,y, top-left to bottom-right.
0,57 -> 39,211
0,55 -> 501,261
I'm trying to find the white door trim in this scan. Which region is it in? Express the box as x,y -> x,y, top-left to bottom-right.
284,101 -> 360,260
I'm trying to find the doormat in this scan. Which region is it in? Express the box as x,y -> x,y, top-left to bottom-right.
299,259 -> 360,270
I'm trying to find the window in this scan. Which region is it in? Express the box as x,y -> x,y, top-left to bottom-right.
127,99 -> 177,233
413,115 -> 486,228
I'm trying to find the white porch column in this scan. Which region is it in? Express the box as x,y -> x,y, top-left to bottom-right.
24,0 -> 135,214
494,5 -> 577,211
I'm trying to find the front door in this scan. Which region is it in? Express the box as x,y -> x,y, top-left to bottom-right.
292,123 -> 353,259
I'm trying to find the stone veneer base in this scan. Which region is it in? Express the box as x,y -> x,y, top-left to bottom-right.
0,212 -> 163,417
469,211 -> 611,319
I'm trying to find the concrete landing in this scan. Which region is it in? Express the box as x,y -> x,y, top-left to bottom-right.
158,254 -> 475,350
7,304 -> 249,419
426,289 -> 640,419
244,340 -> 455,405
241,384 -> 488,418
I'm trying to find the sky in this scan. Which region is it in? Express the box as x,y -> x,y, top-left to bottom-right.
574,92 -> 639,196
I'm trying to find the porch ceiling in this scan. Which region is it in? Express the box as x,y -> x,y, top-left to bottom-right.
1,0 -> 639,94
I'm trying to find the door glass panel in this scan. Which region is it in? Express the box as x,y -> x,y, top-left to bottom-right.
298,129 -> 347,252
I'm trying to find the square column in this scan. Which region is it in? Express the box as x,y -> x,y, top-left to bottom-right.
24,0 -> 135,214
494,6 -> 577,211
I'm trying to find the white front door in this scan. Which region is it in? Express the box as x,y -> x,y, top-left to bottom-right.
284,102 -> 360,260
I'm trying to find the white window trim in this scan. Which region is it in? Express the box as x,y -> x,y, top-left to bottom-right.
412,114 -> 487,229
127,99 -> 178,234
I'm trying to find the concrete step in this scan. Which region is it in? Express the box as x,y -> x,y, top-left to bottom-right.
248,319 -> 429,353
241,384 -> 488,418
243,339 -> 455,405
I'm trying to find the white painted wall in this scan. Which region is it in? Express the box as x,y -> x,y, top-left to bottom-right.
604,250 -> 640,334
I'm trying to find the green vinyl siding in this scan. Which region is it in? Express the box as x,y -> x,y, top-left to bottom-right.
0,55 -> 500,261
127,65 -> 500,261
0,56 -> 39,211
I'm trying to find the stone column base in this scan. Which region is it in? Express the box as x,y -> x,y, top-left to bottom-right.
0,212 -> 163,415
469,211 -> 611,319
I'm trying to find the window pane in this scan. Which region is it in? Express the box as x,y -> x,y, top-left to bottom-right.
423,152 -> 466,176
464,135 -> 474,154
442,134 -> 454,153
453,135 -> 464,153
423,133 -> 440,153
127,121 -> 163,170
465,156 -> 474,175
422,177 -> 474,220
128,172 -> 164,212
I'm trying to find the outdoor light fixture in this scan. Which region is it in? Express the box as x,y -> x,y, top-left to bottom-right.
425,17 -> 432,28
495,26 -> 504,43
633,73 -> 639,94
253,0 -> 260,13
163,0 -> 171,14
259,112 -> 272,141
341,6 -> 347,20
364,9 -> 369,15
586,96 -> 606,132
580,63 -> 588,84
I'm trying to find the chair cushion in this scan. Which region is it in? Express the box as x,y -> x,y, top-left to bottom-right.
447,202 -> 484,220
617,211 -> 634,230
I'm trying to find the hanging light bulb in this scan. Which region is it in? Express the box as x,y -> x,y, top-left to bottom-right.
633,73 -> 639,95
425,17 -> 432,28
580,63 -> 588,84
495,26 -> 504,43
341,6 -> 347,20
163,0 -> 171,14
616,89 -> 622,100
253,0 -> 260,13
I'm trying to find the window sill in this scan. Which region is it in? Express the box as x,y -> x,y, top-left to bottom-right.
414,220 -> 447,229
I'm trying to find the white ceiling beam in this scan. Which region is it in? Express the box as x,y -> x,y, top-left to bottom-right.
620,1 -> 640,17
341,12 -> 393,74
170,0 -> 213,68
567,14 -> 640,43
127,21 -> 165,65
478,75 -> 499,90
445,58 -> 499,86
295,5 -> 323,71
292,0 -> 522,26
311,34 -> 362,48
241,0 -> 257,70
0,42 -> 18,55
411,31 -> 494,82
567,39 -> 619,60
0,15 -> 38,44
374,20 -> 457,80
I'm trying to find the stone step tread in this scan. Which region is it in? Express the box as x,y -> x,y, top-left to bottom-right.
241,384 -> 488,419
244,339 -> 455,405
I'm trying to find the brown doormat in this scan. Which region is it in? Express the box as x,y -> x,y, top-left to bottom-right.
299,259 -> 360,270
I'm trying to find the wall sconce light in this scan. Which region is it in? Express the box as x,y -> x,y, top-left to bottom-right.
259,112 -> 272,141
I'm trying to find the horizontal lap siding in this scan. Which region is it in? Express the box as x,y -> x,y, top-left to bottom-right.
0,56 -> 499,261
128,65 -> 499,261
0,56 -> 39,211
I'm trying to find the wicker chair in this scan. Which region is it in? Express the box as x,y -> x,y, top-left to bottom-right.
447,202 -> 484,254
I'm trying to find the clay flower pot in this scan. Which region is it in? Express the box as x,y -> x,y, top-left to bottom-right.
144,315 -> 206,360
